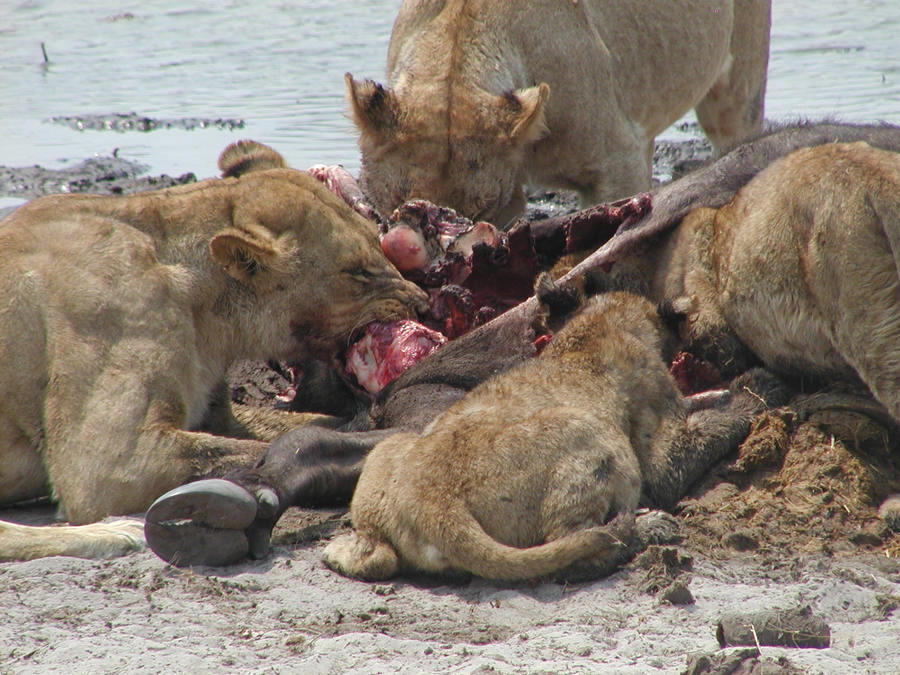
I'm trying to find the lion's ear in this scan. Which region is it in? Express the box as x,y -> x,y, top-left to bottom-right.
506,82 -> 550,144
218,140 -> 287,178
209,227 -> 280,283
345,72 -> 398,142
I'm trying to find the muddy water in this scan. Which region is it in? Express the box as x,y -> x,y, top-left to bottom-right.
0,0 -> 897,194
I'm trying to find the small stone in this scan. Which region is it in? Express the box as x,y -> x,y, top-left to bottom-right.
660,581 -> 695,605
849,529 -> 884,547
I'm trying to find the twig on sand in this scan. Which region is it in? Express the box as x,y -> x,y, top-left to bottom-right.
749,623 -> 762,656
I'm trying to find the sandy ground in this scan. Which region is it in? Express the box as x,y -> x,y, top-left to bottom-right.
2,134 -> 899,674
0,508 -> 897,674
0,506 -> 897,675
2,396 -> 898,674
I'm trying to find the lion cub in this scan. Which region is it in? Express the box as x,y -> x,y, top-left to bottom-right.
324,291 -> 784,581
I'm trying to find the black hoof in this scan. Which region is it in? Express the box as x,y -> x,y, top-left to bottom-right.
145,479 -> 276,567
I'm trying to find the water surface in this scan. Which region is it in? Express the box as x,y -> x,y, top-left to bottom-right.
1,0 -> 897,184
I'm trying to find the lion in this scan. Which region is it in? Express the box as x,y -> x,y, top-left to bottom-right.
592,141 -> 900,422
346,0 -> 770,224
0,141 -> 427,562
586,141 -> 900,528
323,290 -> 786,582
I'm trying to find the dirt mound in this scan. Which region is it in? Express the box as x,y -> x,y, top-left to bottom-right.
677,392 -> 900,561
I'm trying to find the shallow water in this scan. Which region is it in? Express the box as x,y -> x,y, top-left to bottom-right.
0,0 -> 897,189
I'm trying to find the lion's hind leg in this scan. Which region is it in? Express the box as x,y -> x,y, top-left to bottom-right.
0,518 -> 145,562
824,154 -> 900,423
834,267 -> 900,423
322,530 -> 400,581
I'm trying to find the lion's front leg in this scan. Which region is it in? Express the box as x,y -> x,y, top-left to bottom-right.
641,369 -> 790,511
198,378 -> 343,440
44,389 -> 269,525
0,417 -> 47,507
694,0 -> 770,152
571,134 -> 653,207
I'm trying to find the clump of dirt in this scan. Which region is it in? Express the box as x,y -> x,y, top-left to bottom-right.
676,394 -> 900,561
685,649 -> 805,675
629,545 -> 695,605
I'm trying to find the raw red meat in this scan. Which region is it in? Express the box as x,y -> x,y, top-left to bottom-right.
345,320 -> 448,394
669,350 -> 724,396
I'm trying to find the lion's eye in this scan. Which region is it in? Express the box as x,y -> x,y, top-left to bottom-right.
349,267 -> 376,280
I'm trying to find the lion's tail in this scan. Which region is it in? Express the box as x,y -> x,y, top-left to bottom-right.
0,518 -> 145,562
441,507 -> 626,582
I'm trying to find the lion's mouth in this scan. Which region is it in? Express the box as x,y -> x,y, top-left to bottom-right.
276,319 -> 447,403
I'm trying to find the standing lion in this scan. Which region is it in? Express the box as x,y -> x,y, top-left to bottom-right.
347,0 -> 770,223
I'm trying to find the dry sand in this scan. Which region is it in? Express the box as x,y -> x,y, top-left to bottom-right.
1,510 -> 898,674
3,408 -> 899,675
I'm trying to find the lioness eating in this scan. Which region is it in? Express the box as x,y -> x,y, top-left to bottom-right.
0,141 -> 426,561
323,290 -> 786,582
347,0 -> 770,223
584,140 -> 900,527
591,141 -> 900,423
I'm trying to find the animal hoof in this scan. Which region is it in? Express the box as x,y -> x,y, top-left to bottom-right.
144,479 -> 262,567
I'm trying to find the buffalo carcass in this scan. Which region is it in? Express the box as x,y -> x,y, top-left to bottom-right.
145,121 -> 900,568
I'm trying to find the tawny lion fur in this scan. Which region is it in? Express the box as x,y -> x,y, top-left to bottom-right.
324,291 -> 782,581
347,0 -> 770,223
594,141 -> 900,528
600,141 -> 900,423
0,141 -> 426,561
